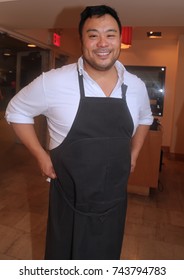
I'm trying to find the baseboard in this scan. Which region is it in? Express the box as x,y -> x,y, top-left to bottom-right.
169,153 -> 184,161
128,184 -> 150,196
162,146 -> 184,161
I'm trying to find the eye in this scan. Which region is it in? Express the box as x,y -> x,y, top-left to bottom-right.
107,33 -> 116,38
89,34 -> 98,38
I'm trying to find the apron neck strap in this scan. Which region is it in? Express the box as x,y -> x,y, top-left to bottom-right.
78,70 -> 85,98
121,83 -> 128,100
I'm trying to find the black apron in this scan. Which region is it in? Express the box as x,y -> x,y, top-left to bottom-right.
45,72 -> 134,260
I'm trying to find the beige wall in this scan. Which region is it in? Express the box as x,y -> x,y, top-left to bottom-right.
15,28 -> 183,154
170,36 -> 184,154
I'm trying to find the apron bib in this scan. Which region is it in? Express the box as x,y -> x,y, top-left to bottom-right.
45,72 -> 134,260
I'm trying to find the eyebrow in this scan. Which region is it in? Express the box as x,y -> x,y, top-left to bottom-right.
86,29 -> 118,33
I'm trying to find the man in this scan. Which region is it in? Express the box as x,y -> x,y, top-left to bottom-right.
5,5 -> 153,259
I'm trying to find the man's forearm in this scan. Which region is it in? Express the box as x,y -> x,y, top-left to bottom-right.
11,123 -> 46,159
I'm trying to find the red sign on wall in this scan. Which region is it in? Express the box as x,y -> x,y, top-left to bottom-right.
53,33 -> 61,47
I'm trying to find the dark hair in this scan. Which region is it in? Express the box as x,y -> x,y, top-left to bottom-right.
79,5 -> 122,38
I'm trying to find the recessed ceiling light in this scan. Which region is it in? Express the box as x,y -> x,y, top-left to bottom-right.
3,49 -> 11,56
27,43 -> 37,48
147,31 -> 162,38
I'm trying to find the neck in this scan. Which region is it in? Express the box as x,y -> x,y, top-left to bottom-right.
83,61 -> 117,81
83,61 -> 119,97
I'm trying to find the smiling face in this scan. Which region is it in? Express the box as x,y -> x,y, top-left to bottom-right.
81,14 -> 121,73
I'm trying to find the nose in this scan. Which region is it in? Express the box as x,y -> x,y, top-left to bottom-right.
97,35 -> 108,47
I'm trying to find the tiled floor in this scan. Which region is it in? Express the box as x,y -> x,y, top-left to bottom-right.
0,115 -> 184,260
121,152 -> 184,260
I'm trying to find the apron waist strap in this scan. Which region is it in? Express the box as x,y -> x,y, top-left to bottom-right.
53,179 -> 123,217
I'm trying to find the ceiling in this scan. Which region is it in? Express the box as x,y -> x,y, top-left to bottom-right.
0,0 -> 184,30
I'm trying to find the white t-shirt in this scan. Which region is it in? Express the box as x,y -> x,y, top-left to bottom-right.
5,57 -> 153,149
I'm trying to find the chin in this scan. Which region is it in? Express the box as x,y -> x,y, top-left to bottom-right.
95,62 -> 115,71
84,57 -> 116,72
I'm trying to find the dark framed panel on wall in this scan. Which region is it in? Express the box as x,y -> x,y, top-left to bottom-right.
125,65 -> 166,117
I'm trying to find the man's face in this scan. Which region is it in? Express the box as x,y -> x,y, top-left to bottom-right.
81,14 -> 121,72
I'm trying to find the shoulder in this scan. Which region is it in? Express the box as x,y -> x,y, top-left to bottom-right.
115,61 -> 146,91
42,63 -> 78,86
124,69 -> 148,102
124,69 -> 146,90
